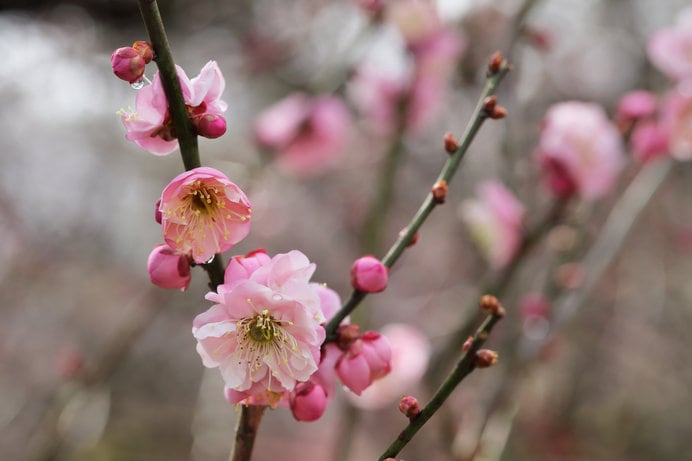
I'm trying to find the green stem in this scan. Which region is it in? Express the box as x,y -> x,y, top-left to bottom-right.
137,0 -> 200,170
325,63 -> 510,341
229,405 -> 266,461
377,311 -> 504,460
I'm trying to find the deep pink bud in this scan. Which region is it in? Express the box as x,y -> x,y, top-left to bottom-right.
195,114 -> 227,139
147,243 -> 191,291
615,91 -> 658,128
399,395 -> 421,419
290,382 -> 328,422
154,199 -> 162,224
111,46 -> 146,84
351,255 -> 388,293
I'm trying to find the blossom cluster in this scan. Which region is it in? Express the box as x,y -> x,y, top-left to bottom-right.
111,49 -> 401,422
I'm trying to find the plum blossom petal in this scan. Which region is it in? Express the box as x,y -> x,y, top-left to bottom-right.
647,8 -> 692,82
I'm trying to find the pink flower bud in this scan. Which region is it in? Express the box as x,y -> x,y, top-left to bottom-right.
475,349 -> 499,368
336,331 -> 392,395
350,255 -> 388,293
630,121 -> 670,163
195,114 -> 227,139
111,46 -> 146,84
147,244 -> 191,291
399,395 -> 421,419
290,382 -> 328,422
615,91 -> 658,129
132,40 -> 154,64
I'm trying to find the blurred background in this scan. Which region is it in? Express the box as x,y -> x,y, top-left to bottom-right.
1,0 -> 691,460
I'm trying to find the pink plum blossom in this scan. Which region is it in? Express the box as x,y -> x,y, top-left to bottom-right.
159,167 -> 251,264
119,61 -> 228,155
647,7 -> 692,82
194,250 -> 337,406
336,330 -> 392,395
536,102 -> 625,200
460,181 -> 525,270
147,243 -> 191,291
351,255 -> 388,293
348,323 -> 430,409
253,93 -> 351,176
348,11 -> 464,135
661,83 -> 692,160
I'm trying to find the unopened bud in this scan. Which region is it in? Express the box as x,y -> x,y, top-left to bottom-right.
462,336 -> 474,352
443,132 -> 458,154
111,46 -> 146,83
337,323 -> 361,350
195,114 -> 227,139
432,180 -> 448,204
399,395 -> 421,419
483,96 -> 497,113
54,346 -> 84,379
351,255 -> 388,293
132,40 -> 154,64
488,51 -> 504,74
475,349 -> 499,368
554,262 -> 584,290
490,105 -> 508,119
479,294 -> 505,317
399,228 -> 419,247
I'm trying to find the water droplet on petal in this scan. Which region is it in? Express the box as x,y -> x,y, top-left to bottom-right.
130,79 -> 145,90
205,255 -> 215,264
272,294 -> 283,301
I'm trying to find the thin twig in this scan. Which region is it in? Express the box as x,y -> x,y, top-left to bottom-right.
137,0 -> 200,171
325,60 -> 511,341
377,309 -> 504,460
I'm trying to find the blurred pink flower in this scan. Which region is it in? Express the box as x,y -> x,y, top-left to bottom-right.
460,181 -> 525,270
147,243 -> 191,291
159,167 -> 251,264
647,7 -> 692,81
615,90 -> 658,131
661,83 -> 692,160
536,102 -> 625,200
351,255 -> 388,293
336,330 -> 392,395
348,323 -> 430,409
386,0 -> 442,48
119,61 -> 228,155
253,93 -> 351,176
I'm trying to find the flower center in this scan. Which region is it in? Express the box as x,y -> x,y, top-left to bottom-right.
188,181 -> 220,216
247,309 -> 279,343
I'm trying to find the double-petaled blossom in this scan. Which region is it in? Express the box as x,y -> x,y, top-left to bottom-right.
159,167 -> 251,264
147,243 -> 191,291
460,181 -> 525,270
193,250 -> 331,408
536,102 -> 625,200
253,93 -> 351,176
119,61 -> 227,155
647,7 -> 692,82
